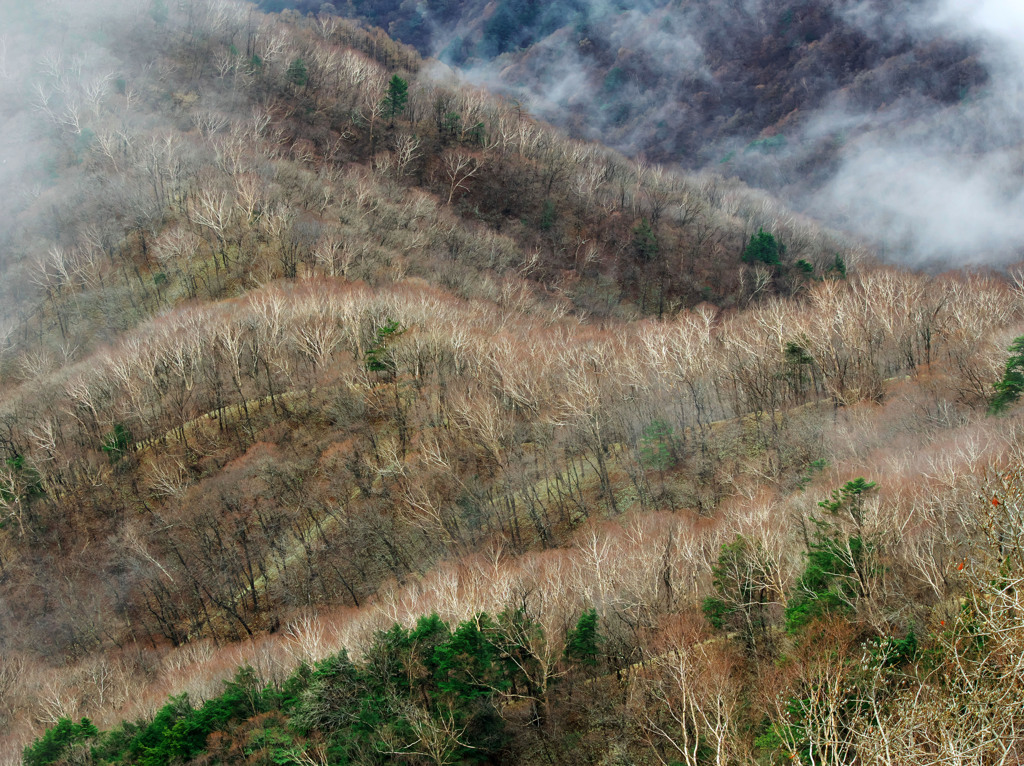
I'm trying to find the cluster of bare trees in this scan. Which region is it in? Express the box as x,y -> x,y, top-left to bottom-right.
34,268 -> 1009,485
9,0 -> 883,376
0,266 -> 1012,654
6,404 -> 1024,760
5,0 -> 1024,761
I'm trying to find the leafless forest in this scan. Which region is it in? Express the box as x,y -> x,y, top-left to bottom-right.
3,1 -> 1024,764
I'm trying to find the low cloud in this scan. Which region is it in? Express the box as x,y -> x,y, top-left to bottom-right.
804,0 -> 1024,264
427,0 -> 1024,265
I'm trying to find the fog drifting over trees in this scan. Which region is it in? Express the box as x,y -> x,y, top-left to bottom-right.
353,0 -> 1024,265
5,1 -> 1024,764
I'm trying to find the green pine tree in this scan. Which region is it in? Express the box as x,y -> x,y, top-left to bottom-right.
742,228 -> 784,265
384,74 -> 409,123
564,609 -> 601,666
23,718 -> 99,766
632,217 -> 659,262
286,58 -> 308,87
990,336 -> 1024,414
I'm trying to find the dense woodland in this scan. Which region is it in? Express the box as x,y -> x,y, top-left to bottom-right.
2,1 -> 1024,764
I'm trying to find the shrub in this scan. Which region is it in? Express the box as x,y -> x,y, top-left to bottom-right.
632,217 -> 659,262
784,532 -> 863,632
384,74 -> 409,121
786,478 -> 876,632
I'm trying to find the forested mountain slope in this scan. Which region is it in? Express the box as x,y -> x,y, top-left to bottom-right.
303,0 -> 983,166
281,0 -> 1024,264
3,1 -> 1024,765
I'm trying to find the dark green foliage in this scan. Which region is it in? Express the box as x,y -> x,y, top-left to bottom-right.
434,615 -> 504,698
753,718 -> 791,763
989,336 -> 1024,413
292,613 -> 511,760
465,119 -> 486,145
442,110 -> 462,137
701,595 -> 731,630
784,533 -> 862,632
90,719 -> 144,764
758,629 -> 914,764
27,609 -> 613,765
268,661 -> 313,715
742,228 -> 784,266
407,611 -> 452,680
818,477 -> 876,525
291,651 -> 363,735
874,630 -> 918,667
390,10 -> 429,49
1,453 -> 43,504
243,717 -> 297,763
101,422 -> 132,462
784,341 -> 813,366
477,0 -> 587,57
795,258 -> 814,276
796,458 -> 828,491
492,608 -> 544,683
783,340 -> 815,398
786,478 -> 877,632
705,536 -> 760,623
149,0 -> 168,24
639,419 -> 675,471
702,536 -> 775,650
92,667 -> 263,766
745,135 -> 787,154
632,217 -> 659,262
785,481 -> 871,631
286,58 -> 309,87
564,609 -> 602,666
292,651 -> 364,733
22,717 -> 98,766
481,3 -> 518,56
426,0 -> 461,23
72,128 -> 96,164
384,74 -> 409,120
122,693 -> 192,765
539,199 -> 556,231
754,628 -> 917,765
755,687 -> 852,766
829,253 -> 847,278
603,66 -> 626,93
365,320 -> 404,375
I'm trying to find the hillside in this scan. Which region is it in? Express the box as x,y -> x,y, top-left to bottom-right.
325,0 -> 985,166
288,0 -> 1024,264
3,1 -> 1024,765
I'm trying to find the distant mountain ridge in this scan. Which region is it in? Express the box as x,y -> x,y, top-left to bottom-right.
263,0 -> 985,164
262,0 -> 1022,264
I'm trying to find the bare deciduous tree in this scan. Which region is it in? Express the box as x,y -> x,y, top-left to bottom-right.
442,150 -> 482,205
